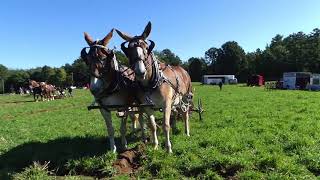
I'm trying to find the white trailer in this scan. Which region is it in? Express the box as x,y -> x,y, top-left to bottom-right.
308,74 -> 320,91
202,75 -> 237,85
283,72 -> 311,89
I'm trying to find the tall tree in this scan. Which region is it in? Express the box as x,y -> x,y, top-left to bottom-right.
188,57 -> 205,82
155,49 -> 182,65
50,68 -> 67,86
6,70 -> 30,91
72,58 -> 89,86
41,66 -> 55,82
216,41 -> 247,81
0,64 -> 8,80
205,47 -> 219,74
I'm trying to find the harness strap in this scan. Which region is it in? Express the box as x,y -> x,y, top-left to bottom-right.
161,65 -> 181,105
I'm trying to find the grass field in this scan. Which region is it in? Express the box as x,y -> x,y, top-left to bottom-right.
1,84 -> 320,179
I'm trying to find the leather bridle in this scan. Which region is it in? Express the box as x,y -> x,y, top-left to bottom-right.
81,43 -> 114,79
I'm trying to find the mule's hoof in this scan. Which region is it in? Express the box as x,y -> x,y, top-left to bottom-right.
111,148 -> 117,153
153,145 -> 158,150
110,146 -> 117,153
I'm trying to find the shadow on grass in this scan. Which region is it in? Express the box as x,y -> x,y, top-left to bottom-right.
0,135 -> 141,175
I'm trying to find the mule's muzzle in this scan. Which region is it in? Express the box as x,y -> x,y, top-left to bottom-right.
134,60 -> 146,78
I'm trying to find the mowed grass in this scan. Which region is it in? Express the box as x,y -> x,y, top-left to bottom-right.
1,84 -> 320,179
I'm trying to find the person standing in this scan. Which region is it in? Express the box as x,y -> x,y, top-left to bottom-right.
68,86 -> 73,97
218,81 -> 223,91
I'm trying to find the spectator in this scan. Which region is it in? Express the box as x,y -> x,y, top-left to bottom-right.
218,81 -> 223,91
68,86 -> 73,97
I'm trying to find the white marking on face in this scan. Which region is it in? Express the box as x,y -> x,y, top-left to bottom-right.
137,47 -> 145,59
134,60 -> 146,79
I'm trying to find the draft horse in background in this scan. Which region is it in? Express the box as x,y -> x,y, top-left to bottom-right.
29,80 -> 43,101
81,29 -> 145,153
40,82 -> 55,101
116,22 -> 193,153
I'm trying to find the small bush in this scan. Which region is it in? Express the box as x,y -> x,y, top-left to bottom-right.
13,161 -> 52,180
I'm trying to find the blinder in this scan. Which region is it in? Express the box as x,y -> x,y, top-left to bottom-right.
121,39 -> 156,65
81,47 -> 89,65
148,40 -> 155,54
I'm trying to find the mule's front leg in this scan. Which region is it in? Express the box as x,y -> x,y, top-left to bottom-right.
120,116 -> 128,149
100,109 -> 116,153
171,110 -> 178,134
182,111 -> 190,136
129,113 -> 138,132
145,109 -> 158,150
138,112 -> 147,143
164,102 -> 173,153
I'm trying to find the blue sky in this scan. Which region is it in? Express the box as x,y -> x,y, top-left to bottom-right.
1,0 -> 320,69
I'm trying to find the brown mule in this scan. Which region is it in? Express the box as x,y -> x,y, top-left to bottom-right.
81,29 -> 145,152
116,22 -> 193,153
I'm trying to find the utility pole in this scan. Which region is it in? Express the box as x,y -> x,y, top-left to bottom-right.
71,72 -> 74,86
1,78 -> 4,94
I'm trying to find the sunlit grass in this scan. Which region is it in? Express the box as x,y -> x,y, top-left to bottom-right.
1,85 -> 320,178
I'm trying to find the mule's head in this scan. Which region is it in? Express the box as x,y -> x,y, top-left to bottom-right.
80,29 -> 116,95
116,22 -> 155,80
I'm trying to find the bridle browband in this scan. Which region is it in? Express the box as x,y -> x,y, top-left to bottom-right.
121,39 -> 155,60
120,39 -> 155,74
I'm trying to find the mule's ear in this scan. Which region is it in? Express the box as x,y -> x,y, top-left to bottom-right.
84,32 -> 94,45
115,29 -> 133,41
102,29 -> 114,46
141,21 -> 152,40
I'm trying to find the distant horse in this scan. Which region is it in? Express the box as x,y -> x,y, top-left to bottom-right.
29,80 -> 43,101
40,82 -> 56,101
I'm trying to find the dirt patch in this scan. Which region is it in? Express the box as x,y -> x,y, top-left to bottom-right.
113,144 -> 146,174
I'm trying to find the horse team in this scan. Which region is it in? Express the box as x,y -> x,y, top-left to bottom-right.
81,22 -> 193,153
29,80 -> 67,101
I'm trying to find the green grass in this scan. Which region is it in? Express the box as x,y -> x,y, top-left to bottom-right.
1,84 -> 320,179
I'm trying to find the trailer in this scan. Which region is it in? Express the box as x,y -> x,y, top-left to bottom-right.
283,72 -> 311,90
247,74 -> 264,86
307,74 -> 320,91
202,75 -> 237,85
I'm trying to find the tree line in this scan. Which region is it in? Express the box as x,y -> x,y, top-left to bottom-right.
187,28 -> 320,82
1,28 -> 320,93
